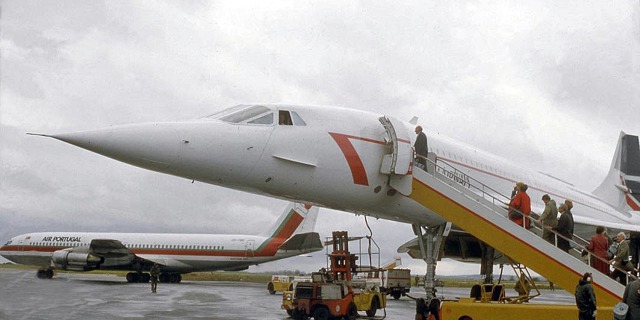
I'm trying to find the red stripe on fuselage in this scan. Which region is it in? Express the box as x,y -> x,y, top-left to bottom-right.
329,132 -> 376,186
329,132 -> 412,186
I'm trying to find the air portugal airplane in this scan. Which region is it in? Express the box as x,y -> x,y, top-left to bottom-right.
29,105 -> 640,254
0,202 -> 322,282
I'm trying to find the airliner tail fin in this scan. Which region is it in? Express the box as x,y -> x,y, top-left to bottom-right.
593,132 -> 640,211
260,202 -> 319,238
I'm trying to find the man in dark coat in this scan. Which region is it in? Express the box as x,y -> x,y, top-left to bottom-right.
414,125 -> 428,169
553,203 -> 574,253
575,272 -> 597,320
623,278 -> 640,320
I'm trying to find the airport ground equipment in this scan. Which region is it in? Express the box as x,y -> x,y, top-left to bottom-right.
383,268 -> 411,300
438,298 -> 614,320
288,231 -> 385,320
408,154 -> 626,318
268,275 -> 294,294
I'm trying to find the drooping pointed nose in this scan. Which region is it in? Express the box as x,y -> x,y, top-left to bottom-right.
46,122 -> 183,172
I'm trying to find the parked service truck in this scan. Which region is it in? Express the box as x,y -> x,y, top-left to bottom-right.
384,268 -> 412,300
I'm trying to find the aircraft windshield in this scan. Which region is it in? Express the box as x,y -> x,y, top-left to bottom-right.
203,105 -> 273,124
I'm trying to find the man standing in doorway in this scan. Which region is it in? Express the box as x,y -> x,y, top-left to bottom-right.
414,125 -> 428,169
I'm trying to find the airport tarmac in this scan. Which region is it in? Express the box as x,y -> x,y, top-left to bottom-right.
0,269 -> 575,319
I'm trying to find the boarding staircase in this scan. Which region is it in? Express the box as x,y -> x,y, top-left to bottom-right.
409,154 -> 626,306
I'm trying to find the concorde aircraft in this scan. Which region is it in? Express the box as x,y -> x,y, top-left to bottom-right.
0,202 -> 322,283
26,104 -> 640,265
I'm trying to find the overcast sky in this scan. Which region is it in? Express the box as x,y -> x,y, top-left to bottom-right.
1,1 -> 639,276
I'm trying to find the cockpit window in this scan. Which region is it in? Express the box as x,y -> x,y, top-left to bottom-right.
279,110 -> 293,125
203,105 -> 273,125
4,240 -> 12,246
291,111 -> 306,126
248,113 -> 274,124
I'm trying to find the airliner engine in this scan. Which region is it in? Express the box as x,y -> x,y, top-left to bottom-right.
51,250 -> 103,271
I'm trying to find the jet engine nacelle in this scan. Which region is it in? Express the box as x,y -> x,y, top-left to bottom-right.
51,250 -> 103,271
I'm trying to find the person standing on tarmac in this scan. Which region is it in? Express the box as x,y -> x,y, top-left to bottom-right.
150,263 -> 160,293
623,277 -> 640,320
537,194 -> 558,245
414,125 -> 428,169
575,272 -> 597,320
508,182 -> 531,228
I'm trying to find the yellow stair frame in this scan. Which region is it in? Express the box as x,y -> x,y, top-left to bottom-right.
409,168 -> 624,307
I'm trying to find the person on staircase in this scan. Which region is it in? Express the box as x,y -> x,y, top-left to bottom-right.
553,203 -> 574,253
610,232 -> 633,286
537,194 -> 558,245
508,182 -> 531,228
586,226 -> 610,276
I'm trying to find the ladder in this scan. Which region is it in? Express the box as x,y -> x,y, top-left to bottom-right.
410,154 -> 625,306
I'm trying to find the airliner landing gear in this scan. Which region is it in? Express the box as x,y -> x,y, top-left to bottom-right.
413,223 -> 448,320
159,272 -> 182,283
480,241 -> 495,284
36,268 -> 54,279
413,223 -> 447,299
126,272 -> 151,283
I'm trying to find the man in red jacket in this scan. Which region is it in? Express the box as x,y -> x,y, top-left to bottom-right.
509,182 -> 531,228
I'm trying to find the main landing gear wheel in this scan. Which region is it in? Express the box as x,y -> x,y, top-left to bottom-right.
159,273 -> 182,283
126,272 -> 152,283
36,268 -> 54,279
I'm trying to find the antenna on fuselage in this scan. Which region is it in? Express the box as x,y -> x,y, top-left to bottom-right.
409,116 -> 418,125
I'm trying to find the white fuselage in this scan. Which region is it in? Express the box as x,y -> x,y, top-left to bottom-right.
1,231 -> 311,272
45,104 -> 640,240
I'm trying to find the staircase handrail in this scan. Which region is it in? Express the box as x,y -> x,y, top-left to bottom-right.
417,153 -> 637,280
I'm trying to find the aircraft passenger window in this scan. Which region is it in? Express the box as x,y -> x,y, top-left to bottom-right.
248,113 -> 274,125
279,110 -> 293,125
290,111 -> 306,126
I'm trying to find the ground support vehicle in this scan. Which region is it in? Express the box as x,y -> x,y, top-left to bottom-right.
439,298 -> 614,320
288,231 -> 385,320
268,275 -> 294,294
283,279 -> 386,318
384,268 -> 411,300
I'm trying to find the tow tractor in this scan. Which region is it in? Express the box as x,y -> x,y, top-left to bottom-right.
284,231 -> 386,320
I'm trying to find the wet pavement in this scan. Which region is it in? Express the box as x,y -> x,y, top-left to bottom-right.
0,269 -> 574,319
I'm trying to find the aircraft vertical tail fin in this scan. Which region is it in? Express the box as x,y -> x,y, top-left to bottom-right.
259,202 -> 319,238
593,132 -> 640,211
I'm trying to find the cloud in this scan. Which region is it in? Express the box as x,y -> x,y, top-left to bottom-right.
1,1 -> 639,275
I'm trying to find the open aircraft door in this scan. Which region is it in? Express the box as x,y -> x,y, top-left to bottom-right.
379,116 -> 413,195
